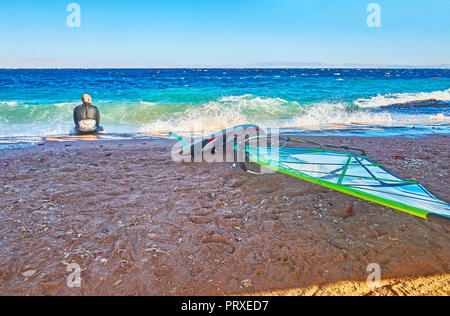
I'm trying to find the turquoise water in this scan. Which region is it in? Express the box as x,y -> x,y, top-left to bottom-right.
0,69 -> 449,138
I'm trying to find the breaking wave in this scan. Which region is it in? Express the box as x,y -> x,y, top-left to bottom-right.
140,90 -> 450,133
354,88 -> 450,108
1,88 -> 449,137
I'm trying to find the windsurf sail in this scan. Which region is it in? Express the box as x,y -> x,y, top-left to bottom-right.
246,145 -> 450,226
170,126 -> 450,226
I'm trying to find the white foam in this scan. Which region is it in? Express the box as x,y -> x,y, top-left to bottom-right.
139,101 -> 157,106
288,107 -> 449,128
289,103 -> 393,127
354,88 -> 450,108
0,101 -> 21,106
142,98 -> 298,133
53,102 -> 79,107
140,95 -> 300,133
140,94 -> 450,134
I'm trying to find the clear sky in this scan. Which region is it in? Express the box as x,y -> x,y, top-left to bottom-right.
0,0 -> 449,67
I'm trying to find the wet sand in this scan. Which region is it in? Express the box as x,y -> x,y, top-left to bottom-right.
0,135 -> 449,296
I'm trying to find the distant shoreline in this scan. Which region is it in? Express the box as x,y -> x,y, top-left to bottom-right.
1,67 -> 450,70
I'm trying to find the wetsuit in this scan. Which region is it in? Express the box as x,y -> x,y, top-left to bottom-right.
73,102 -> 100,133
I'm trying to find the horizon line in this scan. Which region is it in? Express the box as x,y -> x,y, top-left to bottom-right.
1,67 -> 450,70
1,65 -> 450,70
1,59 -> 449,70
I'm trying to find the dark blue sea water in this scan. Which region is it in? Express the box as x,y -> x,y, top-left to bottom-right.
0,68 -> 449,139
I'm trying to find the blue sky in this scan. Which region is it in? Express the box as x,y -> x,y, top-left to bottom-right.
0,0 -> 449,67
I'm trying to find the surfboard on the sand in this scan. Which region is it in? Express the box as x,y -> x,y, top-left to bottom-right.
170,124 -> 261,158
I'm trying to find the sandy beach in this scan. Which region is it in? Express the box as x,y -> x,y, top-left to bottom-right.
0,135 -> 449,296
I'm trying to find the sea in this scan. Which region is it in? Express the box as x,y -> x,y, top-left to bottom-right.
0,68 -> 449,143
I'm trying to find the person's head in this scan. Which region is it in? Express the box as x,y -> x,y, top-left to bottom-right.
82,94 -> 92,104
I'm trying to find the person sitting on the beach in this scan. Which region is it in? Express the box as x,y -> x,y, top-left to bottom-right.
73,94 -> 101,132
